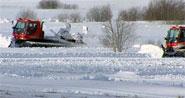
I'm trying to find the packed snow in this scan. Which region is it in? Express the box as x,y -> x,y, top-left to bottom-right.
138,44 -> 164,58
1,0 -> 185,98
0,47 -> 185,98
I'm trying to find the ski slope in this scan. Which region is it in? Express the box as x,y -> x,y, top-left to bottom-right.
0,47 -> 185,98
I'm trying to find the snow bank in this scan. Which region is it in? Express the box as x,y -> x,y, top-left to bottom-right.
0,34 -> 11,48
138,44 -> 163,58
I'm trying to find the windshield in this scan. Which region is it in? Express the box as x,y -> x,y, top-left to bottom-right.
167,29 -> 179,38
166,29 -> 179,42
13,22 -> 26,33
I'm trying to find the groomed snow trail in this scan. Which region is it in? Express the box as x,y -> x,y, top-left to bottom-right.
0,47 -> 185,98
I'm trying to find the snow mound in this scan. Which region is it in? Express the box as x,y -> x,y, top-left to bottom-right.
0,34 -> 11,48
138,44 -> 163,58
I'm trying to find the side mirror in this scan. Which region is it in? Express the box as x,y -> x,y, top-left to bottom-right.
12,26 -> 15,29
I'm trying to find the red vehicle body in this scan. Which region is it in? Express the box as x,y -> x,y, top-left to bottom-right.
12,18 -> 44,41
162,25 -> 185,57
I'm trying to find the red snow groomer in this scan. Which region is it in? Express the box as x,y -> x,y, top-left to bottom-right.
9,18 -> 84,47
162,25 -> 185,57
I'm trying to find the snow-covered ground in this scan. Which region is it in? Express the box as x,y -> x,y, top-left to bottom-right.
1,0 -> 185,98
0,47 -> 185,98
1,22 -> 184,97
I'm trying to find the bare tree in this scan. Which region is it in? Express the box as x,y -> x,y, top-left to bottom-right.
102,20 -> 135,52
118,7 -> 143,21
86,5 -> 112,22
38,0 -> 61,9
70,13 -> 81,23
100,5 -> 112,22
117,0 -> 185,21
61,3 -> 79,9
17,9 -> 37,19
86,7 -> 100,21
38,0 -> 78,9
58,13 -> 82,23
144,0 -> 185,20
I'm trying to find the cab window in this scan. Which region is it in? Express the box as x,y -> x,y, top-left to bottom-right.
27,22 -> 38,34
179,29 -> 185,41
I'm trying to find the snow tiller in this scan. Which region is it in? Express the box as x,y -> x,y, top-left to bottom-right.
161,26 -> 185,57
9,18 -> 85,47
